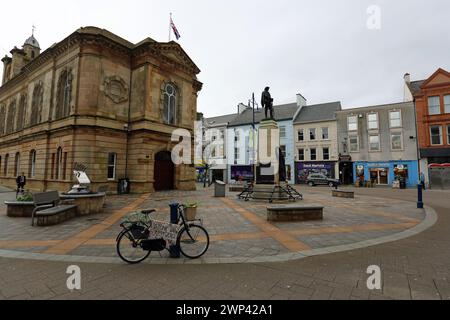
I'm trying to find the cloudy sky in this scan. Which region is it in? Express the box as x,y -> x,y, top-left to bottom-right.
1,0 -> 449,117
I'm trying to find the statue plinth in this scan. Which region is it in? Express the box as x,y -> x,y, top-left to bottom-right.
255,119 -> 279,186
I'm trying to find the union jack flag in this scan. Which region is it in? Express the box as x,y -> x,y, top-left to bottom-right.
170,17 -> 181,40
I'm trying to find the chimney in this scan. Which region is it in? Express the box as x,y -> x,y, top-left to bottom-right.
237,103 -> 249,114
10,47 -> 26,78
404,73 -> 411,84
296,93 -> 307,108
1,56 -> 12,85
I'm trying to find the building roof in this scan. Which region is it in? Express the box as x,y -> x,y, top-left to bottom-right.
407,80 -> 425,96
228,103 -> 299,127
204,114 -> 238,127
293,101 -> 342,124
23,35 -> 40,49
336,101 -> 414,114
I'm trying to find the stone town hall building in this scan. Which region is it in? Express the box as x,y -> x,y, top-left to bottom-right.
0,27 -> 202,193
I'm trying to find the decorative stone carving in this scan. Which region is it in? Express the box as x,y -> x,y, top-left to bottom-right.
103,76 -> 128,104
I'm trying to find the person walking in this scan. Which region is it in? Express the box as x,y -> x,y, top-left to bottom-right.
16,172 -> 27,197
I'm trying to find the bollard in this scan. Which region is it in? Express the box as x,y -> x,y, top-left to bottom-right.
417,184 -> 424,209
169,203 -> 181,258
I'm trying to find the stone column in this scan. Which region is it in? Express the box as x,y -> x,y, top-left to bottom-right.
256,119 -> 280,186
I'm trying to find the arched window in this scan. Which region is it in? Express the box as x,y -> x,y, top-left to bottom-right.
14,153 -> 20,177
3,154 -> 8,176
16,93 -> 27,131
55,68 -> 72,120
55,147 -> 63,180
0,105 -> 6,135
0,156 -> 2,175
6,100 -> 16,134
163,83 -> 177,125
30,82 -> 43,127
29,150 -> 36,178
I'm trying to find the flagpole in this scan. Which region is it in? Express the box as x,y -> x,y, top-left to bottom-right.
169,12 -> 172,42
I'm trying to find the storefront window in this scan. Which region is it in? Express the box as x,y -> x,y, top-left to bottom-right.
394,165 -> 408,183
297,162 -> 334,184
370,168 -> 389,185
231,166 -> 254,182
355,165 -> 365,186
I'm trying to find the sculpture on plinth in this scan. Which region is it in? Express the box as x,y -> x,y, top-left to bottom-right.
261,87 -> 275,120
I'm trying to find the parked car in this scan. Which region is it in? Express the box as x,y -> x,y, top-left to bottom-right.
306,174 -> 340,188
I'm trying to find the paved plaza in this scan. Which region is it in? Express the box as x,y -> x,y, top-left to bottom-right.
0,185 -> 431,264
0,185 -> 449,300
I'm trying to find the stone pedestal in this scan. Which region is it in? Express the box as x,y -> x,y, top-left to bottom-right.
256,119 -> 280,185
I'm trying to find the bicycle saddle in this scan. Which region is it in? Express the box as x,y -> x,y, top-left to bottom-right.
141,209 -> 156,215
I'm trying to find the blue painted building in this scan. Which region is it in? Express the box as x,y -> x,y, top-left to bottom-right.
353,160 -> 419,188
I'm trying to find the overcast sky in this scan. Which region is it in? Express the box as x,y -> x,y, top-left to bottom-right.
1,0 -> 449,117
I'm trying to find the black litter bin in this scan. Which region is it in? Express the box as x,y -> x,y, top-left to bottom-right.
118,178 -> 131,194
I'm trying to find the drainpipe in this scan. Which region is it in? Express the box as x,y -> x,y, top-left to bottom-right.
125,56 -> 133,179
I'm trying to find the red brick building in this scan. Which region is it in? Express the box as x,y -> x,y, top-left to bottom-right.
405,68 -> 450,188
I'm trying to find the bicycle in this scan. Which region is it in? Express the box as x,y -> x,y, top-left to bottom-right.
116,204 -> 210,264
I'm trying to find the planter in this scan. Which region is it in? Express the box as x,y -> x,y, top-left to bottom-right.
184,207 -> 197,221
5,202 -> 35,218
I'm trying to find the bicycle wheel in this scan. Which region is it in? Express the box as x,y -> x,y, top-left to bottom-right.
177,224 -> 210,259
116,229 -> 151,264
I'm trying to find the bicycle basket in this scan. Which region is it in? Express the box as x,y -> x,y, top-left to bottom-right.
141,239 -> 166,252
130,225 -> 150,240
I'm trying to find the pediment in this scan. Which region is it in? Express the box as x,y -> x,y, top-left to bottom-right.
422,68 -> 450,88
156,44 -> 200,74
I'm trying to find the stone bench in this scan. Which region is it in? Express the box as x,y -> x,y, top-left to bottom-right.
332,190 -> 355,199
267,205 -> 324,222
32,191 -> 78,227
5,201 -> 35,218
35,205 -> 77,226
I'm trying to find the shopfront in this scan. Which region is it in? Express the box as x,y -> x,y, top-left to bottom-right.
295,162 -> 337,184
230,165 -> 254,182
353,161 -> 419,188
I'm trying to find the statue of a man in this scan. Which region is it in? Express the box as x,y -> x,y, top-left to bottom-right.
261,87 -> 275,120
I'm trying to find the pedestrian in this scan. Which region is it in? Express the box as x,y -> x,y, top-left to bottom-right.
16,172 -> 27,197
